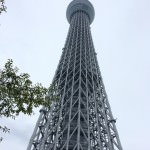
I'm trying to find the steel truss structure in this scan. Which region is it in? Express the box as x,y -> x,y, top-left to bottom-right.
27,0 -> 123,150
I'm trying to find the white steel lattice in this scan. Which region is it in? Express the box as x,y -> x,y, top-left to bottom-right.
27,1 -> 123,150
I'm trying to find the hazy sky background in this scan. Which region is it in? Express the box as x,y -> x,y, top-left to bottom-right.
0,0 -> 150,149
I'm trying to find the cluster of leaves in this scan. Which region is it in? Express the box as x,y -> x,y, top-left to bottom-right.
0,59 -> 59,142
0,126 -> 10,142
0,0 -> 6,14
0,59 -> 49,118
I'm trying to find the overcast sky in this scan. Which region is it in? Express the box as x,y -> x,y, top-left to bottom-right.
0,0 -> 150,149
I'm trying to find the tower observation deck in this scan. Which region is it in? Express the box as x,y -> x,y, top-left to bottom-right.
27,0 -> 123,149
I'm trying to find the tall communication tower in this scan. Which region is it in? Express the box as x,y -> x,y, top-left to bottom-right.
27,0 -> 123,149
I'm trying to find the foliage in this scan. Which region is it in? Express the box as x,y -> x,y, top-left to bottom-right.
0,0 -> 6,14
0,59 -> 48,118
0,126 -> 10,142
0,59 -> 58,141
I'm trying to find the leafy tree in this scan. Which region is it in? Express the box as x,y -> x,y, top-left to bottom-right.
0,0 -> 6,14
0,59 -> 48,117
0,59 -> 58,141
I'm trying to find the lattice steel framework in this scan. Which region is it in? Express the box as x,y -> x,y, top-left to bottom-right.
27,0 -> 123,150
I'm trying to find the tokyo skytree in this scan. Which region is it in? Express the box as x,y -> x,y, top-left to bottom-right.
27,0 -> 123,149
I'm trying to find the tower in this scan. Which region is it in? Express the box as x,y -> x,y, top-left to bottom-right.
27,0 -> 123,149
